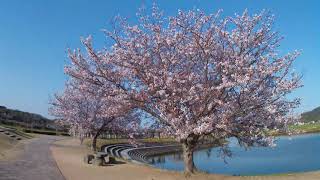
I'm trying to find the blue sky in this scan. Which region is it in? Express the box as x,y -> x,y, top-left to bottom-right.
0,0 -> 319,118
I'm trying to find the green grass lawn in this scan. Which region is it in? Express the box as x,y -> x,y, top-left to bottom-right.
0,124 -> 34,138
289,123 -> 320,134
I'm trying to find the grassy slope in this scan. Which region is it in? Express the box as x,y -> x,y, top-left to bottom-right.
0,125 -> 38,160
1,125 -> 34,138
0,134 -> 16,159
0,133 -> 14,149
0,123 -> 68,136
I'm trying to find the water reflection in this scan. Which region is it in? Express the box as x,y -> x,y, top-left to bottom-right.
205,148 -> 212,158
149,155 -> 166,164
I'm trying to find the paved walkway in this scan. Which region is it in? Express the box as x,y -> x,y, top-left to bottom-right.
0,135 -> 65,180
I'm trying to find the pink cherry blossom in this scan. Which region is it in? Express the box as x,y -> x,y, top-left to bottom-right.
50,79 -> 140,151
64,5 -> 301,173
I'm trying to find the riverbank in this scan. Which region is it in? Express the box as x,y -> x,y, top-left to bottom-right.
267,122 -> 320,136
51,138 -> 320,180
289,123 -> 320,134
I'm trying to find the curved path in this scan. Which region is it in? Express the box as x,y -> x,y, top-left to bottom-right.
0,135 -> 65,180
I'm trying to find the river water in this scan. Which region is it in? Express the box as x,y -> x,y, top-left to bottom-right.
148,133 -> 320,175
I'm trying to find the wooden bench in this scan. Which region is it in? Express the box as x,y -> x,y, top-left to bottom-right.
83,154 -> 95,164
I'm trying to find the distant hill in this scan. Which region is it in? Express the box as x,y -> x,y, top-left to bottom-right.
0,105 -> 56,130
301,106 -> 320,123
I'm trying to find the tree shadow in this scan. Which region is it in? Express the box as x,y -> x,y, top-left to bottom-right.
104,159 -> 126,166
108,160 -> 126,165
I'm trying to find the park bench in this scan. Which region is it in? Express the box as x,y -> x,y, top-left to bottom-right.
84,152 -> 116,166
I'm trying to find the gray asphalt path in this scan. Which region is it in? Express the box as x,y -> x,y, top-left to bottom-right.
0,135 -> 65,180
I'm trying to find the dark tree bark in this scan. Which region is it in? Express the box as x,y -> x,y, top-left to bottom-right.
91,122 -> 107,152
181,135 -> 199,174
91,132 -> 99,152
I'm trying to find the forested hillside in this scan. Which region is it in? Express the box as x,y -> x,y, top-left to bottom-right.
302,106 -> 320,123
0,105 -> 55,130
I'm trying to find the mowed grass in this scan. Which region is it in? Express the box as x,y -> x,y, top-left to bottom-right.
289,123 -> 320,134
0,124 -> 35,138
0,133 -> 16,159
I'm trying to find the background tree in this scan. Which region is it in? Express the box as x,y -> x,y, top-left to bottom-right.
50,80 -> 138,151
65,6 -> 301,173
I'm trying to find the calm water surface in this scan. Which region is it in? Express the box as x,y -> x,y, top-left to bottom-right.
148,133 -> 320,175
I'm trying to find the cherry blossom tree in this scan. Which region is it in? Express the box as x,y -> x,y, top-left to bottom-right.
64,6 -> 301,173
50,80 -> 138,151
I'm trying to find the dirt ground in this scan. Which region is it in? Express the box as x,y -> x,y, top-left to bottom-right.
50,138 -> 320,180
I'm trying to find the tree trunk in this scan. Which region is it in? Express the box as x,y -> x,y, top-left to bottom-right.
91,118 -> 113,152
92,133 -> 99,152
80,135 -> 84,145
182,137 -> 198,174
91,123 -> 106,152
